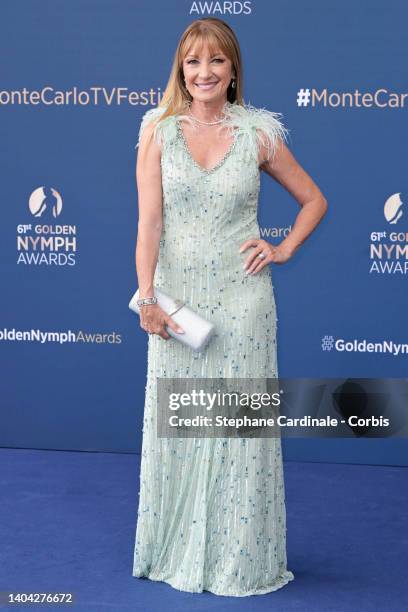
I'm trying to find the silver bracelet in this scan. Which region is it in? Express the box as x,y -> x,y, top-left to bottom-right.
136,296 -> 158,307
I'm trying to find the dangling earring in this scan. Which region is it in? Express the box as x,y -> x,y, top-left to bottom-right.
231,79 -> 236,89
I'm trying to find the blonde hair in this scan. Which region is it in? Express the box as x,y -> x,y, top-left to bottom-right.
141,18 -> 245,148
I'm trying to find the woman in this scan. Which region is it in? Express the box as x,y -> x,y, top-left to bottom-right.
133,18 -> 327,596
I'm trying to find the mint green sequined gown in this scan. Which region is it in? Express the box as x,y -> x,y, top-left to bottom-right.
132,100 -> 294,596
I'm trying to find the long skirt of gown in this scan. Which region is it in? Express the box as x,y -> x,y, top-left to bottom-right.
132,102 -> 295,596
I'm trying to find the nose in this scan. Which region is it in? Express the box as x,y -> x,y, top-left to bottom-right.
198,62 -> 213,79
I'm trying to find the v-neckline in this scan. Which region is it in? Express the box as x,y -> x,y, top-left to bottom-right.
176,117 -> 238,175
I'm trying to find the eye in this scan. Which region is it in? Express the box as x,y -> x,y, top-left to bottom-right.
186,58 -> 225,64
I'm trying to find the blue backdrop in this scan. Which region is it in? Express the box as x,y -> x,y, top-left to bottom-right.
1,0 -> 407,465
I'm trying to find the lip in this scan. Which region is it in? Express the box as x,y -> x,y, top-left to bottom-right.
195,81 -> 218,89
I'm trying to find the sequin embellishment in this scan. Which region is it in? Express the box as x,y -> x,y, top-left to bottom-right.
133,100 -> 294,597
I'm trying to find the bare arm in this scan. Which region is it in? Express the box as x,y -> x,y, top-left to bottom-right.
240,137 -> 328,274
135,121 -> 163,298
260,137 -> 328,258
134,117 -> 184,339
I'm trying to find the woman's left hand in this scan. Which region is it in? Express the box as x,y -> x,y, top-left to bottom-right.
239,238 -> 294,275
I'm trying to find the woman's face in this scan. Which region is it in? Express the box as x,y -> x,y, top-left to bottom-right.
182,41 -> 234,104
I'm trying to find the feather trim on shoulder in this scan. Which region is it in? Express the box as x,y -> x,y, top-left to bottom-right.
135,105 -> 178,149
221,101 -> 290,162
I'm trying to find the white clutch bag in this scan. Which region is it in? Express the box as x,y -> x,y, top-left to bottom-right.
129,287 -> 216,352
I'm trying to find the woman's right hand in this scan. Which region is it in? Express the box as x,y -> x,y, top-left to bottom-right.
139,304 -> 184,340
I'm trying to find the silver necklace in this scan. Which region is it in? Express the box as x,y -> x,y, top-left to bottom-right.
188,106 -> 228,126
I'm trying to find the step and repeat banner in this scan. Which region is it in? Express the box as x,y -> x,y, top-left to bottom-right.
1,1 -> 407,464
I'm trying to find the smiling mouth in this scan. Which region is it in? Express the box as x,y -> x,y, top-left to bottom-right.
195,81 -> 219,89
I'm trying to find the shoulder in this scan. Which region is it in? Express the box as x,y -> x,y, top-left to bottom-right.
136,105 -> 177,150
227,101 -> 290,162
139,105 -> 166,130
